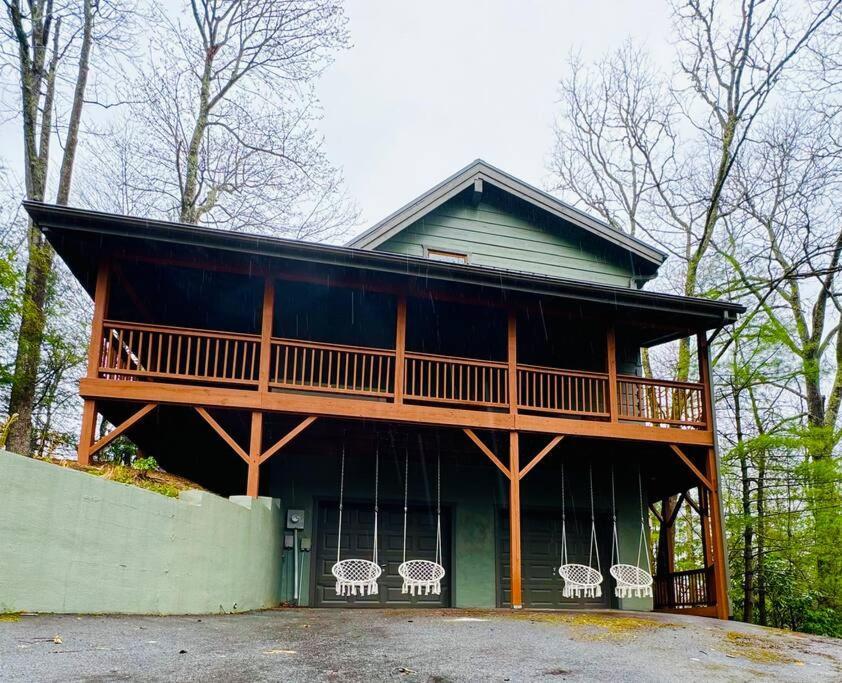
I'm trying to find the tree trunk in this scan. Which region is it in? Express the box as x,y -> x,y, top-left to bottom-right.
6,1 -> 94,455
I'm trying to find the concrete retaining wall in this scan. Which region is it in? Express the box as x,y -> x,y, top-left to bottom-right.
0,450 -> 283,614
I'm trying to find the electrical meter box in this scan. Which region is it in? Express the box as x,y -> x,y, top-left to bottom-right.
286,509 -> 305,530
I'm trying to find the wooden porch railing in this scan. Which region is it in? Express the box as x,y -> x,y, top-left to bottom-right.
269,338 -> 395,397
96,320 -> 708,429
617,375 -> 705,427
517,365 -> 609,417
100,321 -> 260,386
653,566 -> 715,609
403,352 -> 508,407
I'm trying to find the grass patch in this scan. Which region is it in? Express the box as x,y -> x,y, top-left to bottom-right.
722,631 -> 799,665
0,611 -> 21,622
513,611 -> 667,639
43,458 -> 202,498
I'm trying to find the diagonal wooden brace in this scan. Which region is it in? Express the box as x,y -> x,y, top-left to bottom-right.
519,435 -> 565,480
89,403 -> 157,458
195,407 -> 249,464
463,428 -> 511,479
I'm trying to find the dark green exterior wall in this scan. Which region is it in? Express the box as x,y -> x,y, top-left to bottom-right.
268,440 -> 651,611
377,193 -> 642,287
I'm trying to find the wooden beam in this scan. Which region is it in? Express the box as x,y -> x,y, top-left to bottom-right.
259,416 -> 317,465
606,325 -> 618,422
462,428 -> 511,479
258,278 -> 275,392
509,431 -> 523,609
685,490 -> 702,515
519,435 -> 565,480
80,377 -> 717,447
697,333 -> 714,430
247,412 -> 262,497
666,492 -> 685,528
394,295 -> 407,404
669,444 -> 713,491
195,407 -> 249,463
705,447 -> 730,619
507,310 -> 518,415
89,403 -> 157,457
77,399 -> 98,466
648,502 -> 664,524
87,262 -> 111,377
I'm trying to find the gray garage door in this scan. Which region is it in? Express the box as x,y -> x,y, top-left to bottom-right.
313,501 -> 451,607
499,509 -> 611,608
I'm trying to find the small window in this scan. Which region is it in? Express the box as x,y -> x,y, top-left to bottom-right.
426,248 -> 468,264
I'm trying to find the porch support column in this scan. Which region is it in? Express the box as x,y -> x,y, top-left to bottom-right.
247,412 -> 263,498
606,325 -> 618,421
706,447 -> 729,619
507,310 -> 517,414
78,261 -> 111,465
258,277 -> 275,393
698,331 -> 730,618
509,430 -> 523,609
394,295 -> 407,404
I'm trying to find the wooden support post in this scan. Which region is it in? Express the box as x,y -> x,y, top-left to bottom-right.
258,278 -> 275,392
78,261 -> 111,465
247,412 -> 263,498
507,310 -> 517,414
698,330 -> 730,617
509,430 -> 523,608
394,295 -> 407,404
77,400 -> 98,466
697,332 -> 713,430
87,261 -> 111,377
606,325 -> 618,422
705,447 -> 730,619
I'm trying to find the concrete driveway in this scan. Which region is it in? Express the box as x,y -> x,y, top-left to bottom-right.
1,608 -> 840,682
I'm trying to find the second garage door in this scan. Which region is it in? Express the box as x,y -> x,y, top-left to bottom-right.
313,501 -> 451,607
499,508 -> 611,608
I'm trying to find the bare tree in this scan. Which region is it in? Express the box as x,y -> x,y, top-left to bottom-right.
121,0 -> 354,239
1,0 -> 128,453
550,0 -> 841,381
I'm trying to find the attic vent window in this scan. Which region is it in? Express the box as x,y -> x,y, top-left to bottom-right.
426,248 -> 468,264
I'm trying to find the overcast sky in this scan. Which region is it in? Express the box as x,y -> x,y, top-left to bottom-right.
319,0 -> 674,228
1,1 -> 676,231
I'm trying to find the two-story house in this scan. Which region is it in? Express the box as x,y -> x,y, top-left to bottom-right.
25,160 -> 742,617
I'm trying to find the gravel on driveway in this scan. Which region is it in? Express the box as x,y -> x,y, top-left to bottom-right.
1,608 -> 840,682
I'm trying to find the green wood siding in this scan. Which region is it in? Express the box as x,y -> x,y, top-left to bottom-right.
377,192 -> 642,287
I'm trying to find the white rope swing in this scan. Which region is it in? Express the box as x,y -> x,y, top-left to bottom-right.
609,464 -> 653,599
398,446 -> 446,596
558,462 -> 604,599
331,444 -> 382,597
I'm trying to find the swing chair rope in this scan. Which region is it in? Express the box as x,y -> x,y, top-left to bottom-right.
611,463 -> 620,567
402,448 -> 409,565
373,445 -> 379,566
589,464 -> 601,574
560,460 -> 567,567
435,452 -> 442,566
336,444 -> 345,565
638,467 -> 651,573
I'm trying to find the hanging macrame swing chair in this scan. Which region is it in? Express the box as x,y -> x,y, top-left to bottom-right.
608,465 -> 653,599
398,448 -> 446,596
558,462 -> 604,598
331,444 -> 382,597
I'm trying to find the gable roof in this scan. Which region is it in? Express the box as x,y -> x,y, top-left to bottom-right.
346,159 -> 667,267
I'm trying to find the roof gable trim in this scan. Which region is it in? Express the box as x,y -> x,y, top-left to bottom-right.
346,160 -> 667,266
